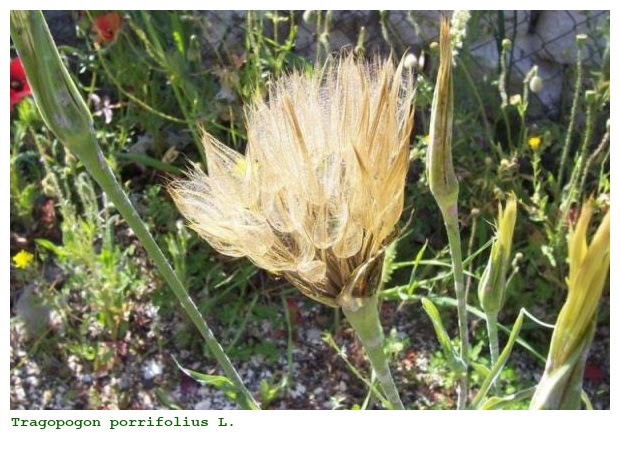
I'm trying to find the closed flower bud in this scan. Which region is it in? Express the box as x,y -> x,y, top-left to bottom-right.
187,35 -> 202,63
404,53 -> 418,70
531,200 -> 609,409
302,10 -> 315,24
10,11 -> 92,150
509,94 -> 522,105
427,18 -> 458,213
478,194 -> 517,317
576,33 -> 588,48
418,51 -> 426,72
529,75 -> 544,93
502,38 -> 512,50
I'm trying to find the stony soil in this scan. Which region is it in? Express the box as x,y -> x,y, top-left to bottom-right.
9,287 -> 610,410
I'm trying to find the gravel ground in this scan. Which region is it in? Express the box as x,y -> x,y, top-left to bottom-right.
9,287 -> 610,410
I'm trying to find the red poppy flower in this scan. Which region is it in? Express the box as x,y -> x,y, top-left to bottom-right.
584,362 -> 604,382
92,12 -> 122,44
10,57 -> 32,113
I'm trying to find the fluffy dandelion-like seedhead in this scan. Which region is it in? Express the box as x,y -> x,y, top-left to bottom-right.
171,55 -> 415,309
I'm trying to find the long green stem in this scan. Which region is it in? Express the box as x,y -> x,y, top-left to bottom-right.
556,43 -> 584,197
440,204 -> 469,410
498,45 -> 512,153
560,98 -> 595,227
76,135 -> 259,409
463,213 -> 478,305
10,10 -> 259,410
486,312 -> 500,392
579,129 -> 610,198
340,296 -> 404,410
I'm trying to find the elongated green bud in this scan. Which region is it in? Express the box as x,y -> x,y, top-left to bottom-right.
427,18 -> 458,212
10,11 -> 92,150
531,201 -> 609,409
478,193 -> 517,317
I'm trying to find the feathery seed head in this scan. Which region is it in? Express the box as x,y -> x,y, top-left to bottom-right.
170,54 -> 415,309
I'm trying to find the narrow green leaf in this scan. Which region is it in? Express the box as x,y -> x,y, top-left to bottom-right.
407,241 -> 428,294
426,296 -> 547,363
155,388 -> 182,410
471,361 -> 491,381
113,152 -> 183,175
172,356 -> 252,409
421,298 -> 466,374
479,386 -> 536,410
321,332 -> 391,409
472,309 -> 525,408
35,238 -> 67,257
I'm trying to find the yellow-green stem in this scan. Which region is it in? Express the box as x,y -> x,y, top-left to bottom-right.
340,296 -> 404,410
486,312 -> 500,392
440,204 -> 470,410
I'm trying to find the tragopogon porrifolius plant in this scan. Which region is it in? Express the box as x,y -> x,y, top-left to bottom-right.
11,10 -> 609,411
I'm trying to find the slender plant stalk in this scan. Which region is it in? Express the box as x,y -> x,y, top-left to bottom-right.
463,212 -> 479,305
579,129 -> 610,198
498,42 -> 513,153
440,204 -> 469,410
427,18 -> 469,410
556,40 -> 584,197
282,297 -> 295,390
323,332 -> 391,408
340,296 -> 404,410
517,66 -> 538,156
74,135 -> 260,409
10,10 -> 259,410
560,97 -> 595,227
485,312 -> 500,391
471,309 -> 525,409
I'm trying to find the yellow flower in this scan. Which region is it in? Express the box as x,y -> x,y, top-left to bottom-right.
13,250 -> 34,269
170,54 -> 416,310
528,136 -> 542,149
